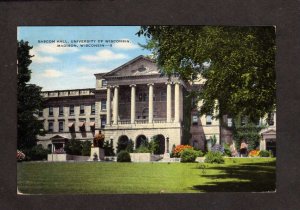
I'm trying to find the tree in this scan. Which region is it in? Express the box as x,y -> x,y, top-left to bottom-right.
17,40 -> 45,149
137,26 -> 276,121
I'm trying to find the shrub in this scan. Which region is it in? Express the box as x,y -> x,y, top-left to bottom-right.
149,136 -> 160,154
64,139 -> 82,155
117,151 -> 131,162
81,140 -> 92,156
223,144 -> 232,157
259,150 -> 270,157
126,139 -> 134,153
172,145 -> 193,157
24,145 -> 50,161
195,149 -> 205,157
134,145 -> 151,153
209,135 -> 217,147
103,140 -> 115,156
170,144 -> 176,158
248,150 -> 260,157
204,151 -> 225,164
180,149 -> 198,162
117,139 -> 134,153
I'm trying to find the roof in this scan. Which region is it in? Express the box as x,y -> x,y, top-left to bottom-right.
94,55 -> 156,78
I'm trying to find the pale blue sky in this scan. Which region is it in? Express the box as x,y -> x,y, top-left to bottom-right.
17,26 -> 152,90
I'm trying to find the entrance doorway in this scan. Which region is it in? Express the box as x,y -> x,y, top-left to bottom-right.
266,139 -> 276,157
136,135 -> 148,148
152,134 -> 165,154
117,135 -> 129,152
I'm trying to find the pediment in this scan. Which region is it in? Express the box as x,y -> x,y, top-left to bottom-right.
261,128 -> 276,135
50,134 -> 68,140
104,56 -> 160,77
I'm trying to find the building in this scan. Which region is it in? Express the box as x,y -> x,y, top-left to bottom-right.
37,55 -> 276,155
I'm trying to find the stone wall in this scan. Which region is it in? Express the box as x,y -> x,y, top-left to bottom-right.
130,153 -> 151,162
48,154 -> 71,161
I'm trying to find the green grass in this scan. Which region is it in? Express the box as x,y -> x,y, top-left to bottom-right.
17,158 -> 276,194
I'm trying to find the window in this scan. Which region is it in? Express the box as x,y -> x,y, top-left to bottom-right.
101,117 -> 106,128
48,121 -> 53,132
47,144 -> 52,151
267,113 -> 274,126
101,100 -> 107,110
91,104 -> 95,115
49,107 -> 53,116
69,105 -> 74,115
90,118 -> 95,122
80,105 -> 85,114
138,92 -> 148,102
141,108 -> 149,119
68,120 -> 75,132
143,93 -> 148,101
59,106 -> 64,116
241,116 -> 247,126
227,118 -> 233,127
102,80 -> 107,87
79,119 -> 86,131
90,118 -> 95,130
206,115 -> 212,125
161,91 -> 166,101
59,121 -> 64,132
192,115 -> 198,126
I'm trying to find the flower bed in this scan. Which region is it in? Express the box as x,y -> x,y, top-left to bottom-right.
248,150 -> 260,157
172,145 -> 193,157
17,150 -> 25,162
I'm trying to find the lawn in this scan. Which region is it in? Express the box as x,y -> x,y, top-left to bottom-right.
17,158 -> 276,194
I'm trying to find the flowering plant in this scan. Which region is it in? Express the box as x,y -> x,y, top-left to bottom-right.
54,148 -> 65,154
211,144 -> 224,154
248,150 -> 260,157
172,145 -> 193,157
17,150 -> 25,161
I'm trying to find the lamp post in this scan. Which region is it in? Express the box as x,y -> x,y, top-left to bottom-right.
166,135 -> 169,153
110,136 -> 114,146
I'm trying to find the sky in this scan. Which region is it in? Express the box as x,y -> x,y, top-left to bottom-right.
17,26 -> 152,91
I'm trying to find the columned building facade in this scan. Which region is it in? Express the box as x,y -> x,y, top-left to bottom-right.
94,56 -> 187,153
37,55 -> 275,155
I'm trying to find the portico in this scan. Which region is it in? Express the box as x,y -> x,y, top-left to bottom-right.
105,81 -> 183,126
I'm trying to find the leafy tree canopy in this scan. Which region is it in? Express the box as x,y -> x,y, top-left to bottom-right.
137,26 -> 276,121
17,40 -> 45,149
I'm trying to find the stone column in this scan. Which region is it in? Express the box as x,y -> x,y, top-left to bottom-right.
106,86 -> 111,125
165,136 -> 169,153
130,84 -> 136,124
148,83 -> 154,123
166,81 -> 172,122
174,82 -> 180,122
180,84 -> 183,121
113,86 -> 119,125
